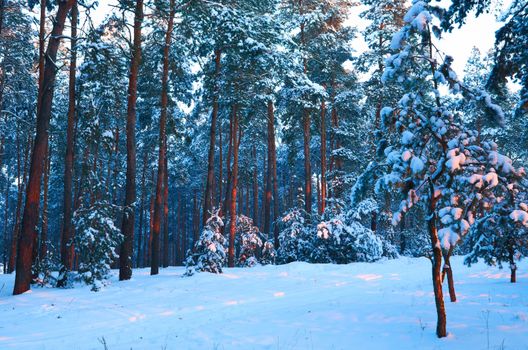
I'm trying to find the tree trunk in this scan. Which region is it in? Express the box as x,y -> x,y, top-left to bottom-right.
302,109 -> 312,215
136,150 -> 148,268
218,119 -> 223,208
40,137 -> 51,261
509,247 -> 517,283
203,49 -> 221,225
8,128 -> 22,273
193,190 -> 199,244
59,2 -> 77,284
36,0 -> 46,115
252,145 -> 259,227
227,105 -> 240,268
119,0 -> 143,281
151,0 -> 173,275
441,247 -> 456,302
162,156 -> 170,268
320,97 -> 327,214
266,100 -> 280,247
3,170 -> 9,274
13,0 -> 76,295
427,183 -> 447,338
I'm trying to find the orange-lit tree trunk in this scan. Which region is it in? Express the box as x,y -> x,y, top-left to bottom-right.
300,6 -> 312,215
40,138 -> 51,260
427,183 -> 447,338
136,150 -> 148,268
13,0 -> 75,295
227,106 -> 240,268
203,49 -> 221,225
59,2 -> 77,284
162,156 -> 169,268
119,0 -> 143,281
151,0 -> 174,274
221,104 -> 235,220
442,247 -> 456,302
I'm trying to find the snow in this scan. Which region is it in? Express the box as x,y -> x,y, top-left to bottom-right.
410,156 -> 424,174
510,210 -> 528,226
1,257 -> 527,349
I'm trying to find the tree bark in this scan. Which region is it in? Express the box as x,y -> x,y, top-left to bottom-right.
221,103 -> 235,220
151,0 -> 174,275
13,0 -> 75,295
320,97 -> 327,214
441,247 -> 456,302
227,105 -> 240,268
136,150 -> 148,268
509,247 -> 517,283
59,2 -> 77,283
40,137 -> 51,261
203,49 -> 221,225
162,156 -> 169,268
427,183 -> 447,338
119,0 -> 143,281
252,145 -> 259,227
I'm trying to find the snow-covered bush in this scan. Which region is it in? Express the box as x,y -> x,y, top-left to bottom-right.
235,215 -> 263,267
276,201 -> 390,264
465,202 -> 528,282
73,200 -> 122,291
32,244 -> 60,288
185,211 -> 226,275
276,209 -> 314,264
260,241 -> 276,265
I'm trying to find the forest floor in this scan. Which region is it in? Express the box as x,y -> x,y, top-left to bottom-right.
0,257 -> 527,350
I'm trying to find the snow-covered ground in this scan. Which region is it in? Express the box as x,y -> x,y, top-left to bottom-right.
0,257 -> 527,350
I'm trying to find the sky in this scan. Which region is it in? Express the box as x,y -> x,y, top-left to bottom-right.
90,0 -> 507,78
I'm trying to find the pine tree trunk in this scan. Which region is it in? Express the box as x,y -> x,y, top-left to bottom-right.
300,5 -> 312,215
252,145 -> 259,226
428,183 -> 447,338
40,138 -> 51,261
59,2 -> 77,283
148,185 -> 154,266
193,191 -> 199,244
203,49 -> 221,225
8,129 -> 22,274
221,104 -> 235,221
441,247 -> 456,302
509,247 -> 517,283
218,120 -> 223,208
111,125 -> 120,204
228,105 -> 240,268
136,150 -> 148,268
3,172 -> 9,274
119,0 -> 143,281
302,109 -> 312,215
162,156 -> 169,268
36,0 -> 46,114
151,0 -> 173,274
13,0 -> 76,295
267,100 -> 280,248
9,131 -> 31,273
182,194 -> 187,262
320,97 -> 327,214
264,150 -> 272,237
